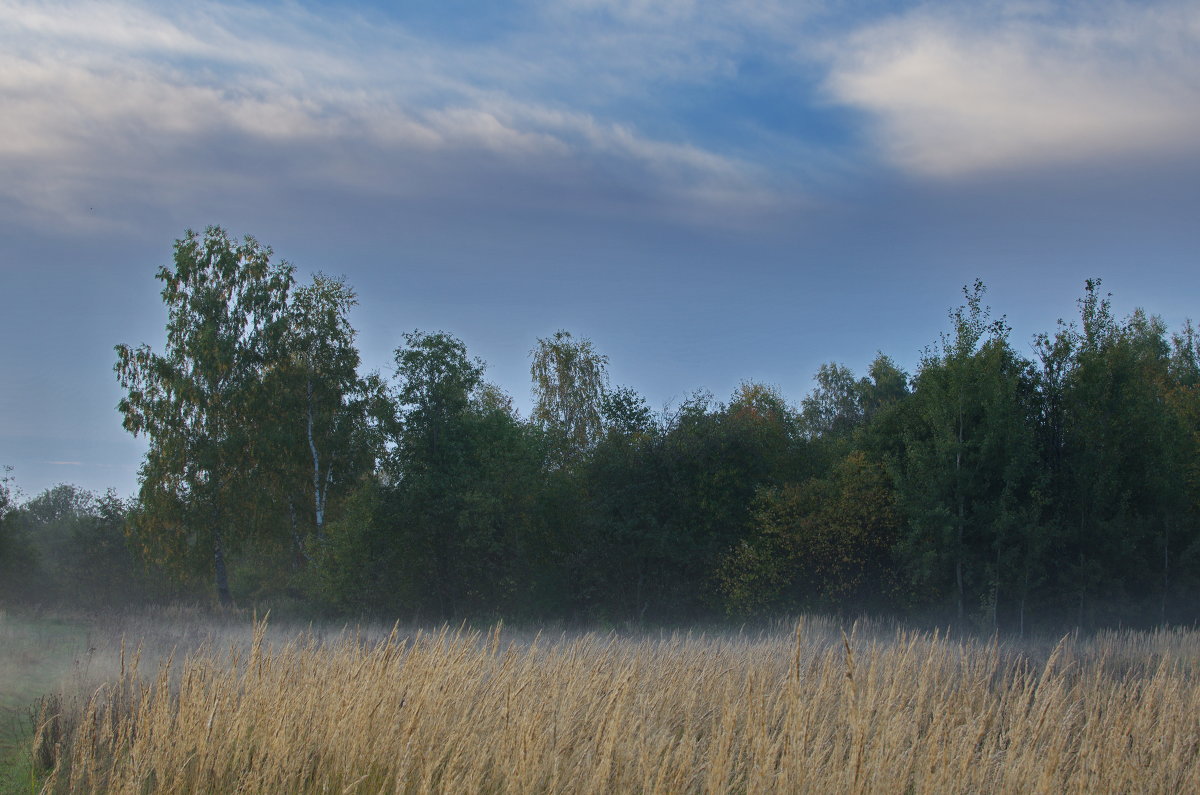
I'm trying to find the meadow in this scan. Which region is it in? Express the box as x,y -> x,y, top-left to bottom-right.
8,610 -> 1200,793
0,611 -> 92,791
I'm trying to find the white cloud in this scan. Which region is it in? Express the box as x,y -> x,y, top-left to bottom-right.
823,1 -> 1200,177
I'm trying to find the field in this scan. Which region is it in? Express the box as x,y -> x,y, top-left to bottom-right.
0,611 -> 93,791
7,610 -> 1200,793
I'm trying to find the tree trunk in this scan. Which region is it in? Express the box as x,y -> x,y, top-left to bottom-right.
289,500 -> 309,570
213,527 -> 233,607
992,545 -> 1000,632
956,498 -> 965,625
1018,558 -> 1029,639
1162,518 -> 1169,626
307,378 -> 326,539
955,408 -> 965,626
1077,553 -> 1085,629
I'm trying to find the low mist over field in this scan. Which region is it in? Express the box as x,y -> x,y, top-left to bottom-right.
5,610 -> 1200,792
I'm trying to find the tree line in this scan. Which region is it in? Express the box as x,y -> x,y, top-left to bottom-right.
3,227 -> 1198,631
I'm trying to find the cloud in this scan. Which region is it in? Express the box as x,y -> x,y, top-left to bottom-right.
45,461 -> 83,466
13,0 -> 1187,233
822,1 -> 1200,177
0,0 -> 777,232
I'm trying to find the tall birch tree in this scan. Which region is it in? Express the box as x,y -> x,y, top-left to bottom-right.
273,274 -> 385,560
530,330 -> 609,465
115,227 -> 293,605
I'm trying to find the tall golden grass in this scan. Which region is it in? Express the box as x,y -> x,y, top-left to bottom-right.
32,616 -> 1200,793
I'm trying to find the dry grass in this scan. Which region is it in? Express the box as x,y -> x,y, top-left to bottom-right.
30,615 -> 1200,793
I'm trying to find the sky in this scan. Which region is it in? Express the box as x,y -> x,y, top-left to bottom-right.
1,0 -> 1198,500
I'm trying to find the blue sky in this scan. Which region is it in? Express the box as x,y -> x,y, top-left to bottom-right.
1,0 -> 1198,499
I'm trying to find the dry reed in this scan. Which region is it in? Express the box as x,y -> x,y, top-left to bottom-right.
32,617 -> 1200,793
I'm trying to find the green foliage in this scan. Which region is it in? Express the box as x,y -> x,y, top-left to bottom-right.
309,479 -> 389,612
0,482 -> 146,605
116,227 -> 295,605
722,451 -> 899,616
0,468 -> 37,602
24,486 -> 145,603
569,390 -> 668,620
1032,280 -> 1198,625
800,363 -> 865,440
361,331 -> 545,618
100,234 -> 1200,628
531,330 -> 609,465
572,383 -> 806,621
265,273 -> 388,565
802,354 -> 910,470
891,281 -> 1040,626
601,386 -> 655,438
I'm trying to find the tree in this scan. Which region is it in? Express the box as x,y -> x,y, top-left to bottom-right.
892,281 -> 1040,626
0,467 -> 11,525
269,274 -> 386,564
1036,282 -> 1195,626
382,331 -> 486,615
568,387 -> 665,620
0,467 -> 36,602
721,451 -> 899,616
800,363 -> 865,441
601,383 -> 802,618
19,484 -> 95,599
601,386 -> 655,439
12,484 -> 141,604
530,331 -> 609,465
801,355 -> 910,471
115,227 -> 294,605
365,332 -> 552,618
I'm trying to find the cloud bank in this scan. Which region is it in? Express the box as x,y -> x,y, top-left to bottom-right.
823,1 -> 1200,177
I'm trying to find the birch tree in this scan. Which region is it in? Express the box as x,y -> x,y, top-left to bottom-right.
530,330 -> 609,465
275,274 -> 385,559
115,227 -> 293,606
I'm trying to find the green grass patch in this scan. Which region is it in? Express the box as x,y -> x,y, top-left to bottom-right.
0,610 -> 91,792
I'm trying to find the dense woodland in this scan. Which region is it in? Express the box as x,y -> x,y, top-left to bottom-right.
2,226 -> 1199,632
